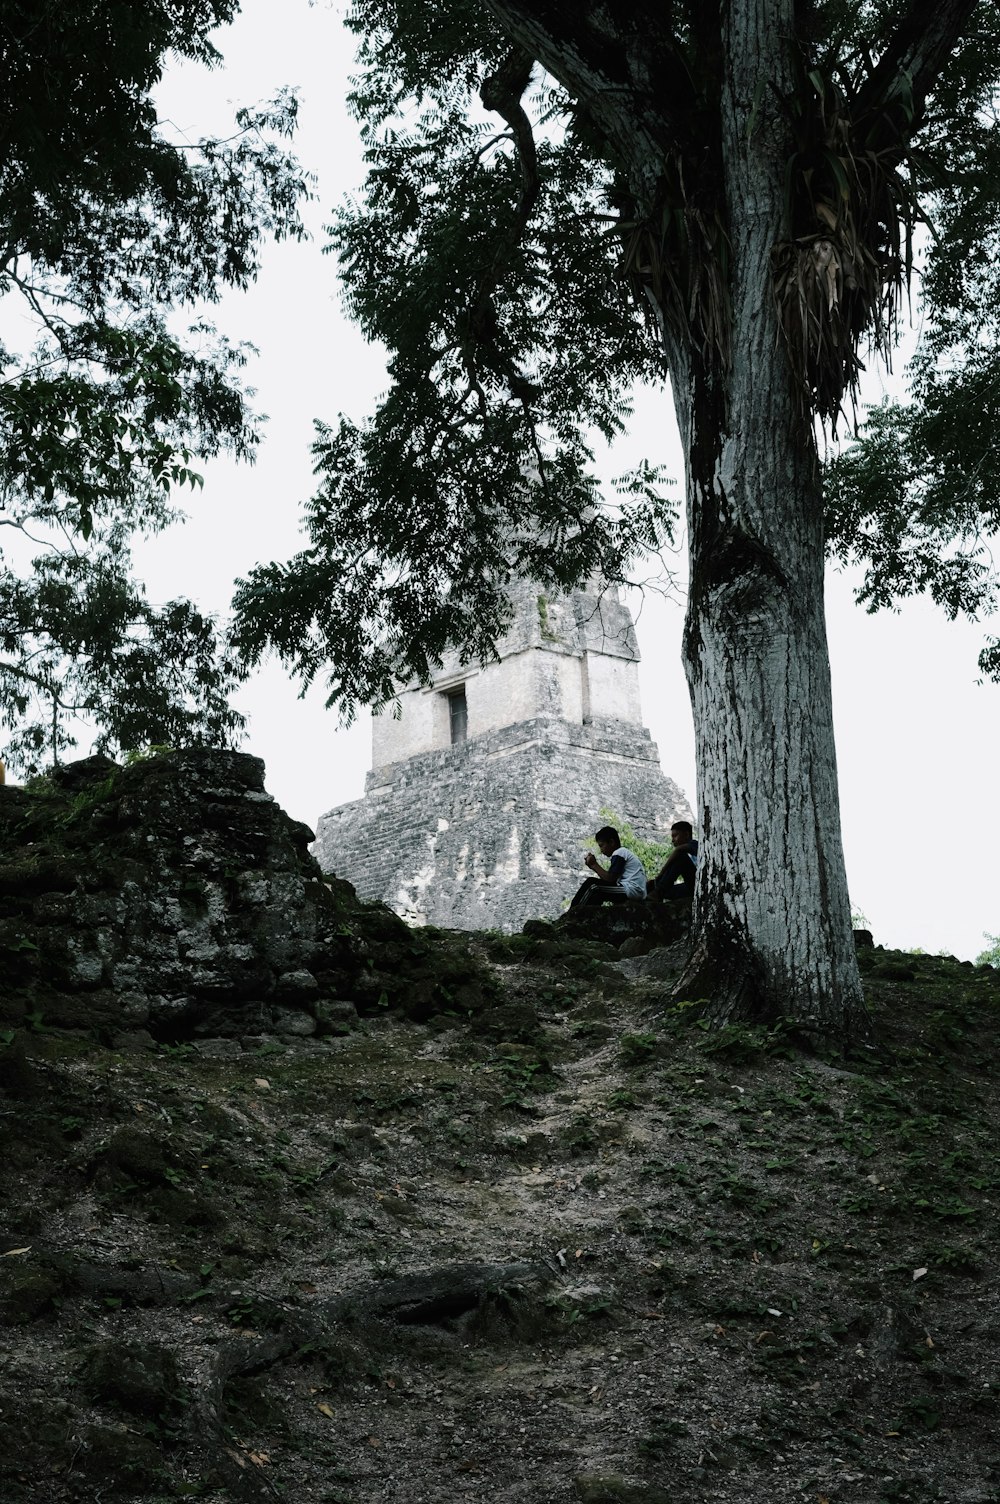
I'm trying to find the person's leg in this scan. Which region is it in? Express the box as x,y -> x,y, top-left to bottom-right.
653,852 -> 693,900
600,885 -> 631,903
579,883 -> 630,906
570,878 -> 600,908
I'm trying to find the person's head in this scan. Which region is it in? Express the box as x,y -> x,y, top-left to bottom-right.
594,824 -> 620,856
671,820 -> 693,847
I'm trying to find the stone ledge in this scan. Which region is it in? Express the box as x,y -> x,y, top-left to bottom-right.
525,896 -> 692,955
359,715 -> 663,795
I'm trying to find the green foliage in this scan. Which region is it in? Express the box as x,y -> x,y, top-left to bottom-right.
536,593 -> 559,641
123,745 -> 174,766
825,372 -> 1000,678
231,8 -> 675,716
1,3 -> 309,524
228,0 -> 1000,709
821,13 -> 1000,674
0,496 -> 247,774
0,0 -> 310,768
975,933 -> 1000,968
618,1032 -> 660,1068
694,1017 -> 802,1063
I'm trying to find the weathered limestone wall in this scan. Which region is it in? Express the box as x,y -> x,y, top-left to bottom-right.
372,580 -> 642,769
0,750 -> 493,1040
315,717 -> 691,931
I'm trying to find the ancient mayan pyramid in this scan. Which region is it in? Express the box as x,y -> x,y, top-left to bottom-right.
313,579 -> 691,931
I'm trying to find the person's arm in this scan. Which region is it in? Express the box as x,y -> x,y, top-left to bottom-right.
584,852 -> 624,885
654,845 -> 693,890
659,841 -> 696,874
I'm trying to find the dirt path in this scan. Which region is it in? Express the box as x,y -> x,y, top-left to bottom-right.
2,938 -> 999,1504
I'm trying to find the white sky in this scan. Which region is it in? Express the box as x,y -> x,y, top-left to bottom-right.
130,0 -> 998,961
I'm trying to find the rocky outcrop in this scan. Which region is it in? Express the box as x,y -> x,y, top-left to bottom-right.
0,749 -> 491,1039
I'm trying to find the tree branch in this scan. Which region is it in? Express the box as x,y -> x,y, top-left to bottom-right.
482,0 -> 698,153
465,47 -> 542,407
854,0 -> 979,138
480,49 -> 539,232
0,517 -> 54,550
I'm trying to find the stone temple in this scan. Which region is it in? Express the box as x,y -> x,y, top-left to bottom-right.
313,579 -> 691,931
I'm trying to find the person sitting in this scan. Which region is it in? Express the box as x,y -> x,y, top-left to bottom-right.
649,820 -> 698,901
570,825 -> 648,909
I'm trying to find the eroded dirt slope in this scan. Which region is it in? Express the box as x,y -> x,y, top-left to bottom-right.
1,933 -> 998,1504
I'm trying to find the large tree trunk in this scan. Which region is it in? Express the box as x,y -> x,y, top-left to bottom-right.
487,0 -> 871,1039
667,0 -> 866,1035
672,359 -> 866,1034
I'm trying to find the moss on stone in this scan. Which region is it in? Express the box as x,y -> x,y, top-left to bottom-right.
93,1126 -> 176,1186
0,1264 -> 63,1324
0,1036 -> 39,1097
79,1340 -> 184,1424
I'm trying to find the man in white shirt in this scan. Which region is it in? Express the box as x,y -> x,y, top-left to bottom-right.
569,825 -> 647,908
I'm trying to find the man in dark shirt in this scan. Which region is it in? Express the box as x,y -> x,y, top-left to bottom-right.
650,820 -> 698,901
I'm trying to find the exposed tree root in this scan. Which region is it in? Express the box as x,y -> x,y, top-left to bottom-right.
190,1261 -> 559,1498
673,925 -> 875,1047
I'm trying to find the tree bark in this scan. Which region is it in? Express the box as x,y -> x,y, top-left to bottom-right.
483,0 -> 879,1037
662,0 -> 867,1035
